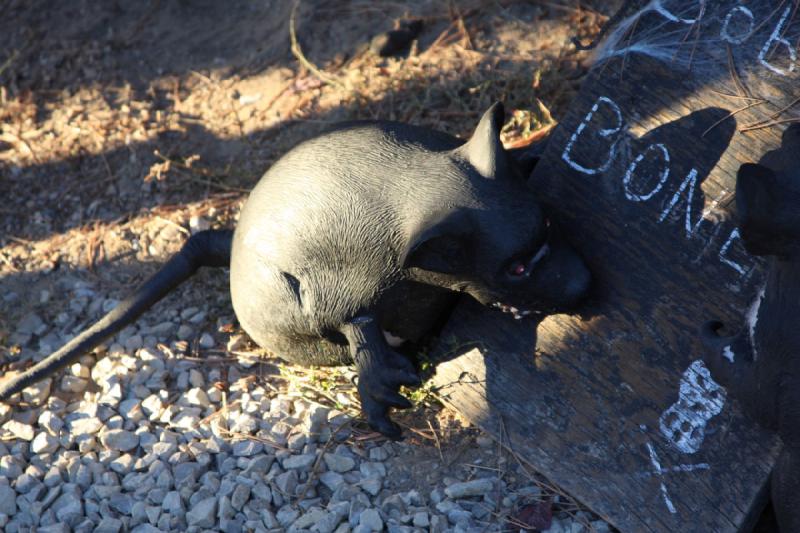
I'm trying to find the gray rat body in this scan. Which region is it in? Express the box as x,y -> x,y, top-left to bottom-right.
0,104 -> 591,438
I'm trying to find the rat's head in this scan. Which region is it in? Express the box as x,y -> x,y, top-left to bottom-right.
404,103 -> 591,317
736,125 -> 800,259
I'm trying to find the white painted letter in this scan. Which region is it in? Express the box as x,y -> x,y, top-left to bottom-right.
720,6 -> 755,45
719,228 -> 746,275
758,7 -> 797,76
657,168 -> 706,237
561,96 -> 624,175
623,143 -> 670,202
653,0 -> 705,24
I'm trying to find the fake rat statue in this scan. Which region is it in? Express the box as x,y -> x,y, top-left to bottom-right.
0,103 -> 591,438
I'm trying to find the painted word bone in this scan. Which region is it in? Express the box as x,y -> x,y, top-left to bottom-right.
561,94 -> 748,277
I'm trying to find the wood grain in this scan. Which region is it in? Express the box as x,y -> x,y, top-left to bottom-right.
432,4 -> 799,531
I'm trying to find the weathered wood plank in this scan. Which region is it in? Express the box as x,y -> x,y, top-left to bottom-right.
433,3 -> 799,531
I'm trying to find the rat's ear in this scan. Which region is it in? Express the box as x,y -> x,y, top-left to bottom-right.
457,103 -> 510,179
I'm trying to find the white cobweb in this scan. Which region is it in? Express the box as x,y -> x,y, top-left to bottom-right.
583,0 -> 800,79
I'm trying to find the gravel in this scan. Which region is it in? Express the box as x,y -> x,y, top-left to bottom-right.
444,478 -> 494,499
0,297 -> 614,533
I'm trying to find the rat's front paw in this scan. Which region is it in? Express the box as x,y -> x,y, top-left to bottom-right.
357,357 -> 421,439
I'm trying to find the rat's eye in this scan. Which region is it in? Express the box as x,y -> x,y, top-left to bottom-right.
508,261 -> 527,277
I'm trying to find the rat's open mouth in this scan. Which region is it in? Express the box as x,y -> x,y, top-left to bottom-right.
491,302 -> 541,320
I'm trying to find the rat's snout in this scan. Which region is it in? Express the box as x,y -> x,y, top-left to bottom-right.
564,259 -> 592,304
554,254 -> 591,309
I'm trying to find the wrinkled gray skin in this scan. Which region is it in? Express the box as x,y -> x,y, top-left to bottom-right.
0,103 -> 590,440
231,103 -> 591,438
701,125 -> 800,532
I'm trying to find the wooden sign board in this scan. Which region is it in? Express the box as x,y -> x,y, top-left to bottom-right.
433,2 -> 799,531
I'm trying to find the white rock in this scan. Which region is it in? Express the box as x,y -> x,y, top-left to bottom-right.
151,441 -> 178,459
292,508 -> 328,529
226,334 -> 247,352
444,478 -> 494,499
368,446 -> 390,461
68,417 -> 103,436
119,399 -> 144,422
162,491 -> 184,514
101,429 -> 139,452
95,517 -> 123,533
198,332 -> 215,349
360,477 -> 382,496
51,491 -> 83,521
320,471 -> 344,492
186,496 -> 217,527
70,363 -> 90,378
276,505 -> 300,527
359,508 -> 383,531
60,375 -> 88,393
124,334 -> 143,352
22,379 -> 52,405
177,324 -> 194,341
0,485 -> 16,515
283,453 -> 316,470
189,215 -> 211,234
274,470 -> 298,495
231,483 -> 251,510
323,453 -> 356,473
3,420 -> 34,441
184,388 -> 210,408
189,369 -> 204,388
141,395 -> 164,418
359,462 -> 385,479
413,511 -> 430,527
17,312 -> 46,335
31,431 -> 59,454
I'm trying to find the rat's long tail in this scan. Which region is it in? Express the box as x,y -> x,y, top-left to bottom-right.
0,229 -> 233,401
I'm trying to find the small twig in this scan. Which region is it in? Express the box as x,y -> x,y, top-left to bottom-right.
289,0 -> 345,89
0,253 -> 19,273
220,429 -> 290,452
709,89 -> 765,102
154,216 -> 190,236
741,95 -> 800,130
8,235 -> 34,245
701,100 -> 767,137
176,355 -> 237,363
726,44 -> 751,98
740,116 -> 800,132
685,3 -> 706,71
427,419 -> 445,463
154,150 -> 250,193
0,49 -> 19,77
394,421 -> 437,441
